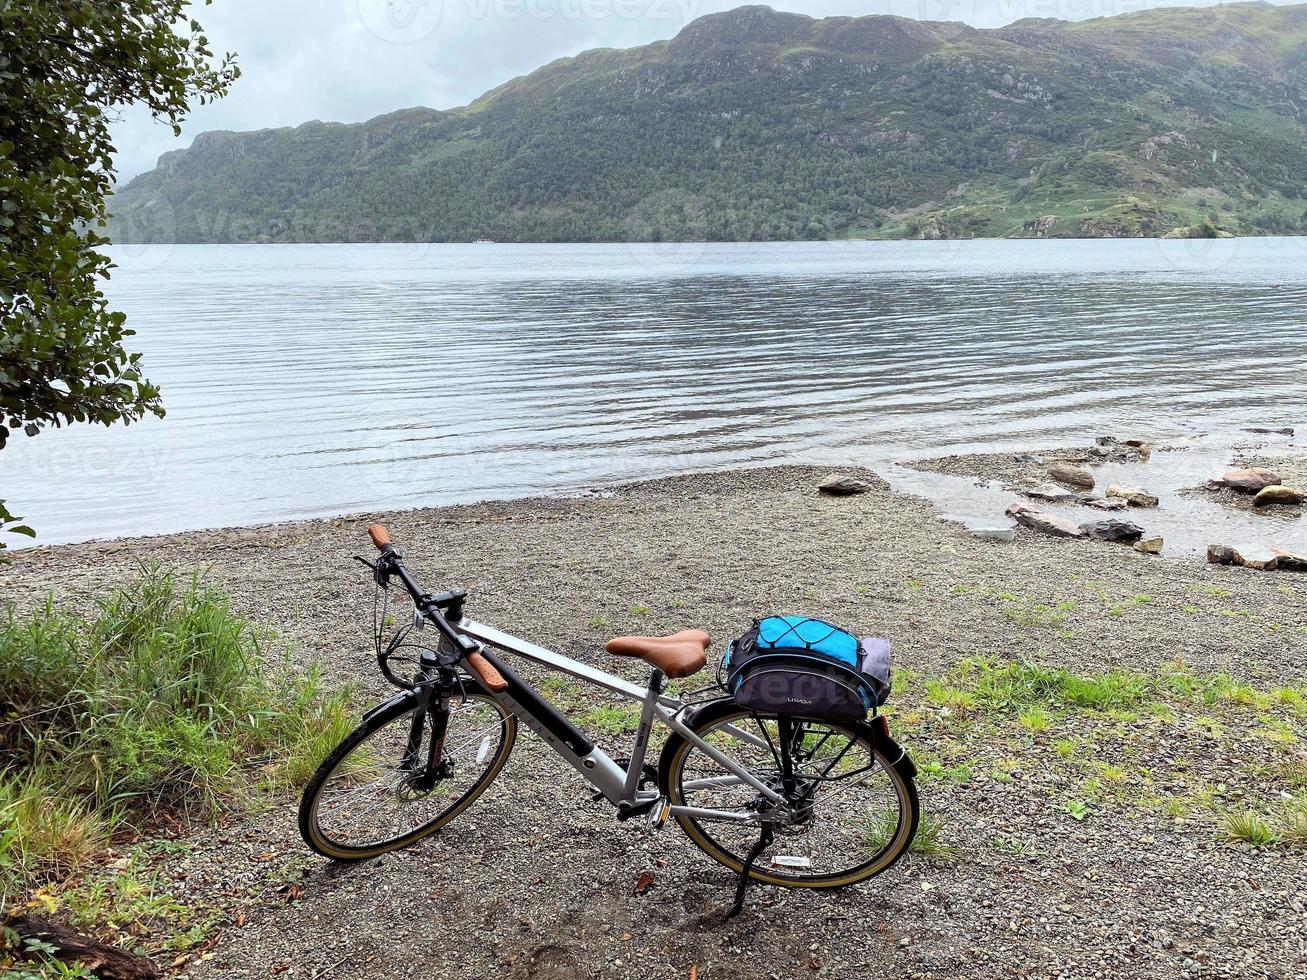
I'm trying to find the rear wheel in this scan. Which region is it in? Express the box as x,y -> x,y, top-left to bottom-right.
660,701 -> 918,888
299,683 -> 515,859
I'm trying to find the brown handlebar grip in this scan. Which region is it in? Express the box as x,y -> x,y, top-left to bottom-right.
464,650 -> 509,693
367,524 -> 391,550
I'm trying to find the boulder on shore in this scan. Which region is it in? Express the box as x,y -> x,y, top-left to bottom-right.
1222,468 -> 1281,494
1049,462 -> 1095,489
1080,518 -> 1145,543
1006,503 -> 1088,539
1252,485 -> 1304,508
1105,485 -> 1159,508
1207,544 -> 1280,571
1270,548 -> 1307,572
818,473 -> 871,496
1134,537 -> 1164,555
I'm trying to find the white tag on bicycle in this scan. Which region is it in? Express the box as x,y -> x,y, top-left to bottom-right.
476,735 -> 493,763
772,855 -> 811,869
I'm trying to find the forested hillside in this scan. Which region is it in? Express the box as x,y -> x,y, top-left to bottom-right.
109,2 -> 1307,242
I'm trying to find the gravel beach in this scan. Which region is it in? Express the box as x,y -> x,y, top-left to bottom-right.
3,463 -> 1305,979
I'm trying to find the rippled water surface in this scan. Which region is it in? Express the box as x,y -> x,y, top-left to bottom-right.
3,239 -> 1305,549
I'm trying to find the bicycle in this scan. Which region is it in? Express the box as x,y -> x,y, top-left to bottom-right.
298,524 -> 919,914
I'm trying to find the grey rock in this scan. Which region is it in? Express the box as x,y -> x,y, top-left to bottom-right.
1080,495 -> 1129,512
1049,462 -> 1095,489
1243,426 -> 1295,436
818,473 -> 871,496
1207,544 -> 1237,565
1095,436 -> 1118,447
1006,503 -> 1088,539
1222,468 -> 1280,494
972,527 -> 1017,543
1022,483 -> 1077,503
1106,485 -> 1159,508
1013,453 -> 1045,465
1252,485 -> 1303,508
1080,519 -> 1145,543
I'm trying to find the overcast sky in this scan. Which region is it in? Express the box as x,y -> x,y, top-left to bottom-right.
109,0 -> 1302,181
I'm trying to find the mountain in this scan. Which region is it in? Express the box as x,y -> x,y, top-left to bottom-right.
109,2 -> 1307,243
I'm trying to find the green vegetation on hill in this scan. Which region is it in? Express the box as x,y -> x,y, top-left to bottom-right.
109,2 -> 1307,243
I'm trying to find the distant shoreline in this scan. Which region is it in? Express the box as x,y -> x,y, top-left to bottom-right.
103,232 -> 1304,247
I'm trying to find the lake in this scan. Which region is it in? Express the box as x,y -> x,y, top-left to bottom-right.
3,238 -> 1305,551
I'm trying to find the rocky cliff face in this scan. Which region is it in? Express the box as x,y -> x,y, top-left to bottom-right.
109,1 -> 1307,243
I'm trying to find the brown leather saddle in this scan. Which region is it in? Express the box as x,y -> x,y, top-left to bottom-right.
604,629 -> 710,679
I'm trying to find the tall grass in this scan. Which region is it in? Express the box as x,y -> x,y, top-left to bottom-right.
0,567 -> 354,904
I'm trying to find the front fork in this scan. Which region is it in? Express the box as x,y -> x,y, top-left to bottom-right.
401,651 -> 456,790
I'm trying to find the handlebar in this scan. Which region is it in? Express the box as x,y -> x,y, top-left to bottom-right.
367,524 -> 392,550
365,523 -> 478,658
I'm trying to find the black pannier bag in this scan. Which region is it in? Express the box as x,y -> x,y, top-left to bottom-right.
719,616 -> 892,724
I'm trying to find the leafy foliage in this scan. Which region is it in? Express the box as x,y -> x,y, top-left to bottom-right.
0,0 -> 238,547
108,4 -> 1307,245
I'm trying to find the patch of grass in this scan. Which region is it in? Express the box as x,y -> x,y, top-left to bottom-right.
923,680 -> 977,717
0,567 -> 353,905
1018,707 -> 1052,733
1221,810 -> 1277,847
628,605 -> 650,617
576,703 -> 641,736
586,616 -> 610,628
954,658 -> 1147,712
986,835 -> 1042,857
1278,805 -> 1307,849
864,811 -> 955,857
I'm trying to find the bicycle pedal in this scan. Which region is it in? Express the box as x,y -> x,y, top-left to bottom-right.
648,797 -> 671,832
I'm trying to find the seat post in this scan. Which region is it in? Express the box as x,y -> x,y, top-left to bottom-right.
620,668 -> 666,801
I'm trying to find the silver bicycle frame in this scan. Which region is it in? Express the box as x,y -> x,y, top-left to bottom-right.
458,620 -> 784,822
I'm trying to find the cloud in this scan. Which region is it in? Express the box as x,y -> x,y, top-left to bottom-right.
109,0 -> 1303,181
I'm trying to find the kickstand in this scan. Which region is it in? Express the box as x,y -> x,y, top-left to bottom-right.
725,823 -> 774,921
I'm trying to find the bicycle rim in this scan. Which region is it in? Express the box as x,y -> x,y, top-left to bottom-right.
300,688 -> 515,859
666,706 -> 918,888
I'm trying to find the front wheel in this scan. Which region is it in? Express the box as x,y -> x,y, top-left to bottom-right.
299,682 -> 516,860
659,701 -> 919,888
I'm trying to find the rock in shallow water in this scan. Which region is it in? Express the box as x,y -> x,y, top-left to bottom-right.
1049,462 -> 1095,489
1080,518 -> 1145,543
1006,503 -> 1088,539
1081,495 -> 1129,511
817,473 -> 871,496
1222,468 -> 1281,494
1252,485 -> 1304,508
1105,485 -> 1159,508
1022,483 -> 1078,503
